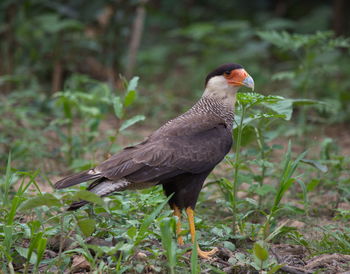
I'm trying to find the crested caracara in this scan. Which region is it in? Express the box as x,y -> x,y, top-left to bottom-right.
55,63 -> 254,259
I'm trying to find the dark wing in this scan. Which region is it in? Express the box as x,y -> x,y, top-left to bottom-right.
54,147 -> 143,189
55,115 -> 232,189
55,170 -> 102,189
97,123 -> 233,183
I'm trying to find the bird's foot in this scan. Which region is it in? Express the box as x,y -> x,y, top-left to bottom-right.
177,236 -> 184,246
197,247 -> 218,259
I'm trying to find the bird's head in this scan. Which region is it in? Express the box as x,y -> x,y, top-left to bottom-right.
205,63 -> 254,91
203,63 -> 254,106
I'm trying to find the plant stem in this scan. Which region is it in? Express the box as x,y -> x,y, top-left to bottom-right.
67,121 -> 73,165
255,127 -> 266,209
232,105 -> 246,234
57,215 -> 64,268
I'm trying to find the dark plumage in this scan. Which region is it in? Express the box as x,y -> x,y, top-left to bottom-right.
55,63 -> 254,258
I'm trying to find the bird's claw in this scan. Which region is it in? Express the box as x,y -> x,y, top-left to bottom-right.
177,236 -> 184,246
197,247 -> 218,259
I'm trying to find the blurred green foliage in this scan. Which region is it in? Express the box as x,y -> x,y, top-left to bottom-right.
1,1 -> 350,171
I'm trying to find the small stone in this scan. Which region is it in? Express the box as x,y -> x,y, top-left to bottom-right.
71,255 -> 90,272
337,202 -> 350,211
135,251 -> 147,260
289,220 -> 306,229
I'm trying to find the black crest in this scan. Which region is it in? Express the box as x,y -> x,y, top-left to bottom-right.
205,63 -> 243,86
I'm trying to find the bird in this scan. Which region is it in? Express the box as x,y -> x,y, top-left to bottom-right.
54,63 -> 254,259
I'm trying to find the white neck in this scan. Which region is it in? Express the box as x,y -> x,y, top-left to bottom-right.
202,75 -> 240,109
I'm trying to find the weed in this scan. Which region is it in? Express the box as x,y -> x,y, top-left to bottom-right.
51,75 -> 145,167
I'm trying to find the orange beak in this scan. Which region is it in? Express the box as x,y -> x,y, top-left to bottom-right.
227,69 -> 255,90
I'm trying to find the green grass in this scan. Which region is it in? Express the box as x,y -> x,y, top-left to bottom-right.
0,150 -> 349,272
1,86 -> 349,272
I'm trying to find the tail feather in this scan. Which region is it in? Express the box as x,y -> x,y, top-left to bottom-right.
67,200 -> 89,211
66,178 -> 132,211
55,170 -> 102,189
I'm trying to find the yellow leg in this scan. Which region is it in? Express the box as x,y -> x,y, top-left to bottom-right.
173,205 -> 184,245
185,207 -> 218,259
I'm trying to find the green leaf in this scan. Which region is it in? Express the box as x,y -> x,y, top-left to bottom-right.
223,241 -> 236,251
306,179 -> 321,192
3,152 -> 13,207
79,105 -> 101,117
27,231 -> 43,265
265,221 -> 292,242
72,190 -> 104,206
179,22 -> 215,40
250,113 -> 287,119
301,159 -> 328,173
253,242 -> 269,261
137,196 -> 171,243
237,92 -> 265,107
4,225 -> 13,253
119,115 -> 145,131
296,179 -> 308,210
15,246 -> 37,264
244,198 -> 258,208
113,97 -> 124,119
127,76 -> 139,92
290,98 -> 325,106
233,124 -> 256,146
75,92 -> 95,101
235,252 -> 248,263
262,99 -> 293,120
271,144 -> 308,214
19,193 -> 61,211
237,93 -> 294,122
254,185 -> 276,196
267,264 -> 284,274
35,238 -> 47,270
208,266 -> 226,274
127,226 -> 137,239
258,30 -> 350,52
119,243 -> 134,253
257,30 -> 316,51
160,217 -> 177,272
272,71 -> 295,81
124,90 -> 136,107
37,14 -> 83,33
78,218 -> 96,237
191,235 -> 199,274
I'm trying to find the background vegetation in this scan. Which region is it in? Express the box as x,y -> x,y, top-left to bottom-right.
1,0 -> 349,273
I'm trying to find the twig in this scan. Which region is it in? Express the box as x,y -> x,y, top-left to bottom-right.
51,58 -> 62,93
305,253 -> 350,270
270,248 -> 313,274
126,0 -> 148,78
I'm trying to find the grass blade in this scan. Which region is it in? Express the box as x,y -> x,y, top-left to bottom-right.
35,237 -> 47,271
159,217 -> 177,274
3,152 -> 13,206
136,195 -> 172,244
191,235 -> 199,274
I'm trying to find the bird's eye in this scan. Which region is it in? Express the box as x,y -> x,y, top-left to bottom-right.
224,70 -> 231,76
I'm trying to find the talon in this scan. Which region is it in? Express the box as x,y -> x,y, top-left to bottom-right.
177,236 -> 184,246
197,247 -> 218,259
173,205 -> 185,246
185,207 -> 218,259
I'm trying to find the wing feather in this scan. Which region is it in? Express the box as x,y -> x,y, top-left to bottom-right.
97,124 -> 232,183
56,116 -> 233,192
